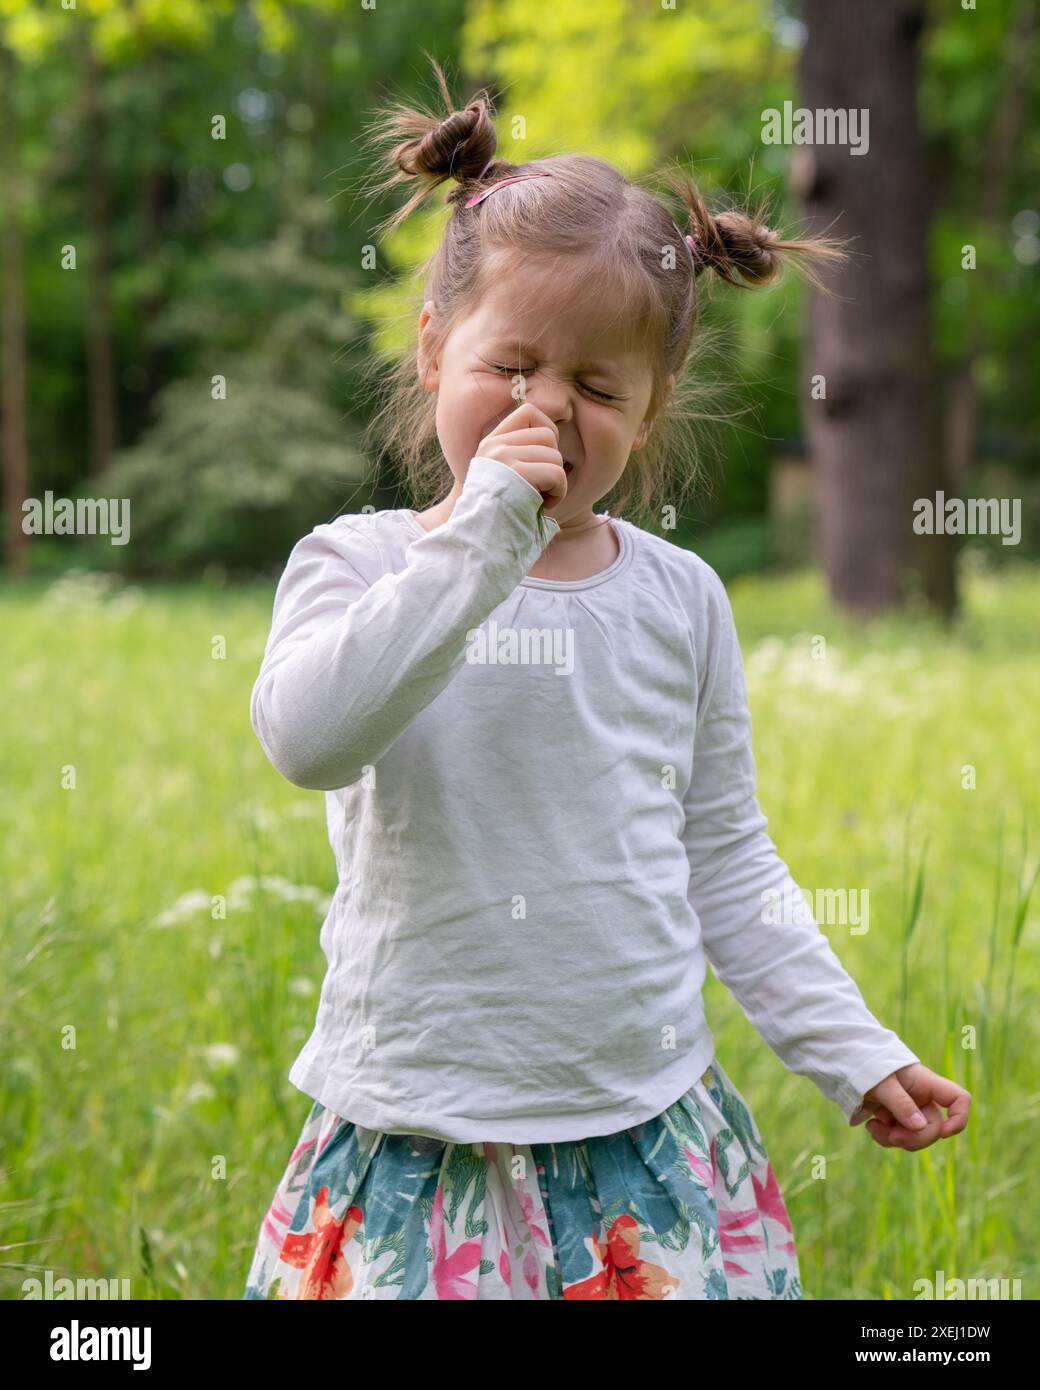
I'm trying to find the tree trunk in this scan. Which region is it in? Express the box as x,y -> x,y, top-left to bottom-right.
798,0 -> 956,616
1,43 -> 29,580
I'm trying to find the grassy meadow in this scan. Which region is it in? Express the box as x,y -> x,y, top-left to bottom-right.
2,553 -> 1037,1300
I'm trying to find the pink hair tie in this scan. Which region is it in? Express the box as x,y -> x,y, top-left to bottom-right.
464,172 -> 551,208
668,218 -> 699,270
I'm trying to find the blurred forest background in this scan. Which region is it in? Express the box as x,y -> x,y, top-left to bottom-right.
1,0 -> 1037,601
2,0 -> 1038,1303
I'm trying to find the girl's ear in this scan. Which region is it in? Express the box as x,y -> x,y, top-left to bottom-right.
417,301 -> 439,391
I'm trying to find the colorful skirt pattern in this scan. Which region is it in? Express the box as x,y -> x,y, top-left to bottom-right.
242,1057 -> 802,1300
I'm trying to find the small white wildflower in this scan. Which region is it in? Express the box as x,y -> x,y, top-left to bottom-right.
43,568 -> 122,609
184,1081 -> 217,1105
202,1043 -> 240,1068
150,889 -> 213,928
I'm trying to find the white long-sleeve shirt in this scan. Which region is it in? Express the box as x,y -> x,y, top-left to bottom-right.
250,454 -> 919,1142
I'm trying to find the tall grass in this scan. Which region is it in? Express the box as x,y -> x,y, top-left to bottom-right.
1,556 -> 1036,1300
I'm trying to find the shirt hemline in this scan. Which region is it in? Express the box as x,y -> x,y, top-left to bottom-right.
286,1035 -> 718,1145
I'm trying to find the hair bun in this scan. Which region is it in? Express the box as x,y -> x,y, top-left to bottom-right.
395,100 -> 496,184
359,57 -> 504,237
709,212 -> 782,285
680,185 -> 784,287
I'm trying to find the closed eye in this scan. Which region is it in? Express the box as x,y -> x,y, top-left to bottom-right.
490,363 -> 618,403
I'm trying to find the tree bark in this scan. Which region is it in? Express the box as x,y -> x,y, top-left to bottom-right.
798,0 -> 956,616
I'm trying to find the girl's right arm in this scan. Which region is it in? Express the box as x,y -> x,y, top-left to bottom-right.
250,453 -> 557,790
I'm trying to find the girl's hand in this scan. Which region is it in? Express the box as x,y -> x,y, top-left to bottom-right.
850,1063 -> 971,1150
475,401 -> 568,511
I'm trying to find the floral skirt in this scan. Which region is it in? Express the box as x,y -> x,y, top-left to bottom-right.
242,1057 -> 802,1300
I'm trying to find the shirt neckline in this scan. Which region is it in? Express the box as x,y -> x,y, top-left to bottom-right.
399,509 -> 633,591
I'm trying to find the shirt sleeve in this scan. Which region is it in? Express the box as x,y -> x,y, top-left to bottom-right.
250,455 -> 559,791
680,562 -> 919,1124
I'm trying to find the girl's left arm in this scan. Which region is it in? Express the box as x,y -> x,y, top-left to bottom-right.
680,562 -> 920,1127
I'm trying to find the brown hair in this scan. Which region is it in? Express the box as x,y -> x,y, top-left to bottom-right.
356,55 -> 845,525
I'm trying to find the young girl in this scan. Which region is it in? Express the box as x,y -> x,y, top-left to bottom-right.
242,68 -> 970,1301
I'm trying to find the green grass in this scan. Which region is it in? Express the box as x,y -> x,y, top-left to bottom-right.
2,554 -> 1037,1300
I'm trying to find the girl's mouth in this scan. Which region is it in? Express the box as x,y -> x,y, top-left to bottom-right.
563,462 -> 574,474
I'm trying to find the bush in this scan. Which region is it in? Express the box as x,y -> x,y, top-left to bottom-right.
90,372 -> 370,576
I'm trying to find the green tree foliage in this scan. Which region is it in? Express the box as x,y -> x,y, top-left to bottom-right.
3,0 -> 470,574
924,0 -> 1040,463
1,0 -> 1036,576
96,204 -> 369,576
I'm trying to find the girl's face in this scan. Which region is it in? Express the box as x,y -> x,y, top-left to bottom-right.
418,257 -> 669,528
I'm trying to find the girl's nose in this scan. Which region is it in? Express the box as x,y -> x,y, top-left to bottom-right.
525,371 -> 574,424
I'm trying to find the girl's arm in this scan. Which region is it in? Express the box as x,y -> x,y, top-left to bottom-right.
680,565 -> 919,1124
250,456 -> 556,790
